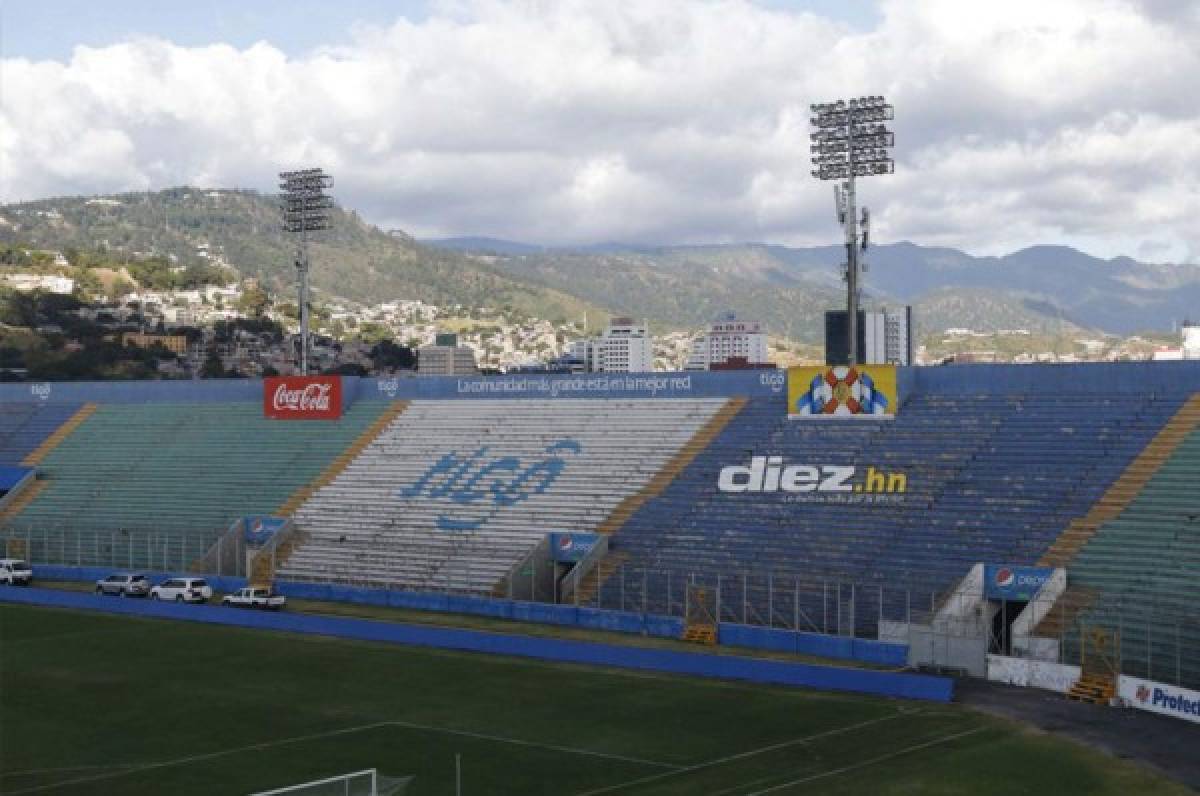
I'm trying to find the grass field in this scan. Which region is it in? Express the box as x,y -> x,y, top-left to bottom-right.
0,603 -> 1188,796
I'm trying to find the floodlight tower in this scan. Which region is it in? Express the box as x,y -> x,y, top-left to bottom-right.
809,96 -> 894,365
279,168 -> 334,375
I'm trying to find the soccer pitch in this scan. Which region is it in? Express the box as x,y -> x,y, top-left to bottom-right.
0,604 -> 1187,795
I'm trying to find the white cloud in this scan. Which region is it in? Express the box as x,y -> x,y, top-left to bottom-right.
1,0 -> 1197,260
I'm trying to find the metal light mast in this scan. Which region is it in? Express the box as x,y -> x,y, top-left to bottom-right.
810,96 -> 894,365
279,168 -> 334,375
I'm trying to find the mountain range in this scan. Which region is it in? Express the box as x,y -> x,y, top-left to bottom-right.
2,188 -> 1196,345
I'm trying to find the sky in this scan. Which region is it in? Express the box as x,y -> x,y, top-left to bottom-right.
1,0 -> 1198,262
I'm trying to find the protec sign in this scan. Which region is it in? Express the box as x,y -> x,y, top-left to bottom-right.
264,376 -> 343,420
1119,676 -> 1200,724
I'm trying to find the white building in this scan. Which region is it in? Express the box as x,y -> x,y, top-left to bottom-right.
2,274 -> 75,294
864,308 -> 913,366
1184,321 -> 1200,360
686,313 -> 769,370
569,317 -> 654,373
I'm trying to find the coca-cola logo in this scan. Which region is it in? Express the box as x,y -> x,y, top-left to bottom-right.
264,376 -> 342,419
272,383 -> 333,412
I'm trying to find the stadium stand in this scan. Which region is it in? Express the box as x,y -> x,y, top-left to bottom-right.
0,402 -> 87,466
1,401 -> 393,568
1,368 -> 1197,689
277,398 -> 731,593
593,391 -> 1191,633
1037,396 -> 1200,686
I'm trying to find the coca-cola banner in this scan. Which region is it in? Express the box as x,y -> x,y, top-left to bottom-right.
264,376 -> 343,420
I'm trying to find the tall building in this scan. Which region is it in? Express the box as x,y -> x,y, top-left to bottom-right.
686,313 -> 770,371
1184,321 -> 1200,360
826,307 -> 913,366
568,318 -> 654,373
417,334 -> 479,376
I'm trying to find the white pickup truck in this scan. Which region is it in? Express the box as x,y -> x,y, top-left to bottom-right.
221,586 -> 286,610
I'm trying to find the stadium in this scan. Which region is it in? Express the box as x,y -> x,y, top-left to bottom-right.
1,360 -> 1198,794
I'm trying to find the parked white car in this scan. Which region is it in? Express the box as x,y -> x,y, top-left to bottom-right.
95,573 -> 151,597
221,586 -> 286,610
0,559 -> 32,586
150,577 -> 213,603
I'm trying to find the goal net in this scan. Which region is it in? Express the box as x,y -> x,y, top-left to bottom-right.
249,769 -> 412,796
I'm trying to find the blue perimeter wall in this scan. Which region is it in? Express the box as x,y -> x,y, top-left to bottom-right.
1,361 -> 1197,407
32,566 -> 908,667
0,586 -> 952,702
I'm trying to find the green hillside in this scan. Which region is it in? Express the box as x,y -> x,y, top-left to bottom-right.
0,189 -> 606,325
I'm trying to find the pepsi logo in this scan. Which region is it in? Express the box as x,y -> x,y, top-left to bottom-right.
994,568 -> 1015,588
558,535 -> 574,552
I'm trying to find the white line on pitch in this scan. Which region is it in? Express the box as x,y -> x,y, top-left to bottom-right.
2,721 -> 396,795
573,711 -> 912,796
385,719 -> 683,769
743,726 -> 988,795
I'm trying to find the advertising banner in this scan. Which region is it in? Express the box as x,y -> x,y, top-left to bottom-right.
788,365 -> 897,417
1119,676 -> 1200,724
983,565 -> 1053,601
264,375 -> 343,419
243,516 -> 287,545
548,532 -> 600,563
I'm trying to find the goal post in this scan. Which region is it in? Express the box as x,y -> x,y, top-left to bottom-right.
250,769 -> 381,796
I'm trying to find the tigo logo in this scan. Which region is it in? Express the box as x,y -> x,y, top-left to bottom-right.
994,568 -> 1015,588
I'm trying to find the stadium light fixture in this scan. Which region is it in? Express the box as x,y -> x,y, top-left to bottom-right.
279,168 -> 334,375
810,96 -> 894,365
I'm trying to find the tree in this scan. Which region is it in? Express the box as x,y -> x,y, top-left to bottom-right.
200,347 -> 225,379
237,284 -> 270,318
370,340 -> 416,371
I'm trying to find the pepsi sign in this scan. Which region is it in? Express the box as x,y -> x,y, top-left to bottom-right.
244,515 -> 287,545
549,532 -> 599,563
984,564 -> 1053,601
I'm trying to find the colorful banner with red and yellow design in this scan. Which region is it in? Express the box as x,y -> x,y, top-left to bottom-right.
787,365 -> 897,417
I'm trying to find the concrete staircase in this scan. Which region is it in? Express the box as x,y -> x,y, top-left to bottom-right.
1032,585 -> 1097,639
573,398 -> 747,606
571,551 -> 629,606
1040,394 -> 1200,568
1066,673 -> 1116,705
595,397 -> 746,535
682,623 -> 717,645
275,401 -> 409,517
0,480 -> 47,526
249,528 -> 307,587
20,403 -> 97,466
1034,395 -> 1200,638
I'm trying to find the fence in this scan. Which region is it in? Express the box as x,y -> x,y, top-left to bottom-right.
1,524 -> 230,576
920,586 -> 1200,690
8,521 -> 1195,690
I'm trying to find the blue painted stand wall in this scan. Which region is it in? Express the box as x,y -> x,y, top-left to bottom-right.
0,586 -> 953,702
32,568 -> 909,668
719,623 -> 908,667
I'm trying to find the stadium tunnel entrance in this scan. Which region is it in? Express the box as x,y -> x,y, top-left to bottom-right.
988,598 -> 1028,656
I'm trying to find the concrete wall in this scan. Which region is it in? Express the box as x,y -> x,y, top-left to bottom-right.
986,655 -> 1080,693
